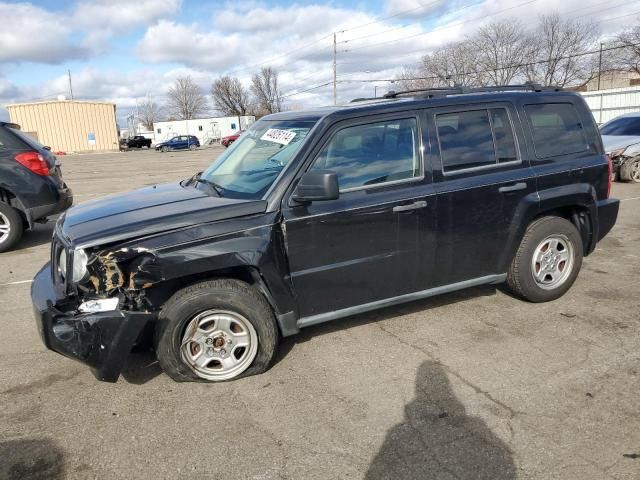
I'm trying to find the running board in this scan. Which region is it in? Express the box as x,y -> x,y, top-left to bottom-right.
296,274 -> 507,329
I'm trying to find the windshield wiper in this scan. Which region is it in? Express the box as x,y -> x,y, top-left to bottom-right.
197,177 -> 225,197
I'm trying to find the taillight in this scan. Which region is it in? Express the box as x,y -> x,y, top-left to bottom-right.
606,153 -> 613,199
14,151 -> 49,176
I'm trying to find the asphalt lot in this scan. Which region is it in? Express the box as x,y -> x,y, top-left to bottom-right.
1,147 -> 639,480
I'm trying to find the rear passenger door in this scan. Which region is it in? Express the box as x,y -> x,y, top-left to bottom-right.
425,103 -> 537,286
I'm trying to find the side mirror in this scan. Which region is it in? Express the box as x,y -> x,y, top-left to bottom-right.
292,170 -> 339,203
43,146 -> 52,151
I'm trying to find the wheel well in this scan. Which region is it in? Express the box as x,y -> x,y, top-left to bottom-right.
0,187 -> 28,226
145,266 -> 263,309
533,205 -> 593,254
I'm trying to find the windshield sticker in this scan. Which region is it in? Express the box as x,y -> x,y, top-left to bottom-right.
261,129 -> 296,145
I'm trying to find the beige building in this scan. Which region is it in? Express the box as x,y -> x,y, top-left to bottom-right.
6,100 -> 119,153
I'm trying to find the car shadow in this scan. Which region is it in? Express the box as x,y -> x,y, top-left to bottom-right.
121,350 -> 163,385
16,221 -> 55,249
366,360 -> 516,479
120,285 -> 498,384
294,284 -> 499,343
0,438 -> 66,480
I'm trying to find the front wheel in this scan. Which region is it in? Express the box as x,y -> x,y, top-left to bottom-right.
619,157 -> 640,183
155,279 -> 279,382
161,146 -> 169,153
506,216 -> 583,302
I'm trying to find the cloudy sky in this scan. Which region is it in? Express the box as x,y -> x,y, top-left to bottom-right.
0,0 -> 637,124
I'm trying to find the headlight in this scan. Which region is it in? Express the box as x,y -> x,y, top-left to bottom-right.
58,249 -> 67,280
72,249 -> 89,283
609,147 -> 627,159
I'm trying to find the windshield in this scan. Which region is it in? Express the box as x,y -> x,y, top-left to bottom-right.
600,117 -> 640,136
200,119 -> 315,199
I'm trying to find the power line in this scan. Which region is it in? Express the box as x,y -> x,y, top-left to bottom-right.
279,80 -> 333,99
338,41 -> 640,84
337,0 -> 445,34
335,1 -> 639,69
338,0 -> 479,46
342,0 -> 537,53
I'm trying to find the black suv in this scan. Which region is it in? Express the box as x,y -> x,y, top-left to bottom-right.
0,122 -> 73,252
31,85 -> 619,383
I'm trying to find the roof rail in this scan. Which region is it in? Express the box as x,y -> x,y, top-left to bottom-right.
380,82 -> 562,100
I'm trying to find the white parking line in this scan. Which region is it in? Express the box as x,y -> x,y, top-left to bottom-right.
620,196 -> 640,202
0,280 -> 33,286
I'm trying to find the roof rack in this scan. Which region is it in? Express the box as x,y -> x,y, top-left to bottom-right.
380,82 -> 562,100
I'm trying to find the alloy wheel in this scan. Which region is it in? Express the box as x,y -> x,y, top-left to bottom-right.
0,212 -> 11,244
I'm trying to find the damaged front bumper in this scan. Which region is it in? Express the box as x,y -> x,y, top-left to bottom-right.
31,263 -> 155,382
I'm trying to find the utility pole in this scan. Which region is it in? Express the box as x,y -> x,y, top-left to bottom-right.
597,43 -> 604,91
68,69 -> 74,100
333,32 -> 337,105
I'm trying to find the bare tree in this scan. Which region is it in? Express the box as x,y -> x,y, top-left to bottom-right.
421,41 -> 482,87
211,76 -> 251,127
525,14 -> 599,87
166,76 -> 208,120
137,96 -> 163,131
613,26 -> 640,75
251,67 -> 282,115
469,19 -> 530,86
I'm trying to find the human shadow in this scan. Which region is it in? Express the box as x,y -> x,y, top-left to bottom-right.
0,438 -> 65,480
366,361 -> 516,480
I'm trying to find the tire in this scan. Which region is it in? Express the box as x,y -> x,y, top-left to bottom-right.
189,144 -> 197,151
619,157 -> 640,183
161,146 -> 169,153
154,279 -> 279,382
506,216 -> 583,303
0,203 -> 24,253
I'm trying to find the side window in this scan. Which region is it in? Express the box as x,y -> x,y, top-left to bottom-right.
436,107 -> 519,173
311,118 -> 421,191
524,103 -> 588,158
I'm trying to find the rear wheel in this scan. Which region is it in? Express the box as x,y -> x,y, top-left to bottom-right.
154,279 -> 278,382
0,203 -> 23,253
507,216 -> 583,302
189,144 -> 197,151
619,157 -> 640,183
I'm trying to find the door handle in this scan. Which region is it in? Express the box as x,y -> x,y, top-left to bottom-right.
393,200 -> 428,213
498,182 -> 527,193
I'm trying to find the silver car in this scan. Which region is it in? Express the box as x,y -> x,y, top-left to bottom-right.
600,112 -> 640,183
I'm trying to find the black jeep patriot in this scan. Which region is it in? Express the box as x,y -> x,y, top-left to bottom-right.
31,85 -> 619,383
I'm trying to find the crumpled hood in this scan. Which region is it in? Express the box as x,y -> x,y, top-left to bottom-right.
601,135 -> 640,153
60,182 -> 267,247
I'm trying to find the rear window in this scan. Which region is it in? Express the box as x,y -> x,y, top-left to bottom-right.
4,125 -> 45,150
436,107 -> 519,173
600,116 -> 640,136
524,103 -> 588,158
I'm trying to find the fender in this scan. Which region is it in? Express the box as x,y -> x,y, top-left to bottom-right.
537,183 -> 599,254
81,217 -> 300,338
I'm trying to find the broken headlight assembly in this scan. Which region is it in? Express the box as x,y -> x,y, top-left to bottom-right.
59,248 -> 89,283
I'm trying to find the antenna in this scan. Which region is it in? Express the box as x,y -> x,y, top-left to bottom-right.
68,70 -> 74,100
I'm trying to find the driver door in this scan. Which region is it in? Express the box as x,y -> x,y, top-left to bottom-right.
282,114 -> 437,320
